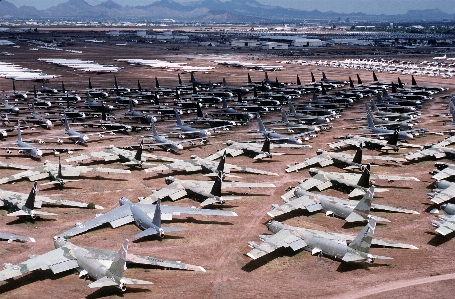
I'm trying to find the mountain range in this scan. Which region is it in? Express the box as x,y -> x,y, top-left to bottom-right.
0,0 -> 454,23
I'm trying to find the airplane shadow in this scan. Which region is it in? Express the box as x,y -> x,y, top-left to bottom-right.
0,269 -> 69,293
242,247 -> 302,272
427,231 -> 453,246
133,234 -> 185,243
336,261 -> 391,272
40,185 -> 82,191
86,286 -> 150,299
166,217 -> 234,226
6,217 -> 56,225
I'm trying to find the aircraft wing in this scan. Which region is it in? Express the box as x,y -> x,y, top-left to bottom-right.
370,174 -> 419,181
434,215 -> 455,236
62,165 -> 131,176
328,138 -> 364,149
0,247 -> 78,281
0,161 -> 34,170
433,168 -> 455,180
368,203 -> 419,214
144,161 -> 202,173
303,228 -> 418,249
221,181 -> 276,188
225,163 -> 279,176
88,276 -> 119,288
430,185 -> 455,204
362,155 -> 406,163
65,151 -> 120,162
267,196 -> 323,217
302,174 -> 333,191
136,203 -> 238,219
0,232 -> 35,243
57,205 -> 133,238
404,148 -> 445,161
0,167 -> 48,184
206,147 -> 245,160
140,182 -> 188,203
247,229 -> 307,260
286,155 -> 333,173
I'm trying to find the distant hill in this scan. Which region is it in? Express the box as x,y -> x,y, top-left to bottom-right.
0,0 -> 454,22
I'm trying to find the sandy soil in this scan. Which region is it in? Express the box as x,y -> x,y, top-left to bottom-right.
0,29 -> 455,299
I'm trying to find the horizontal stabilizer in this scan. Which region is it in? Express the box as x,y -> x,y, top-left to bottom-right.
88,276 -> 118,288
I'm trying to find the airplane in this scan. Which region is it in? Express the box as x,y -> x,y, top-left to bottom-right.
205,135 -> 285,160
144,151 -> 279,177
2,181 -> 57,219
88,106 -> 132,134
188,103 -> 238,129
124,98 -> 156,122
404,136 -> 455,162
320,71 -> 347,87
285,147 -> 405,173
270,109 -> 323,134
221,78 -> 249,94
143,120 -> 187,152
11,80 -> 27,99
0,237 -> 172,291
281,164 -> 419,199
61,114 -> 89,144
369,98 -> 415,121
0,156 -> 131,187
364,103 -> 414,131
427,180 -> 455,205
431,162 -> 455,180
65,140 -> 177,168
430,203 -> 455,236
433,54 -> 447,60
268,185 -> 418,220
23,102 -> 53,129
84,91 -> 113,111
246,218 -> 417,262
173,108 -> 211,139
0,98 -> 20,114
0,232 -> 35,243
139,171 -> 275,206
208,97 -> 253,121
365,105 -> 414,140
256,113 -> 303,144
287,99 -> 334,124
57,197 -> 236,240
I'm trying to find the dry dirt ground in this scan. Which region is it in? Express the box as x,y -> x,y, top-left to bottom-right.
1,29 -> 455,299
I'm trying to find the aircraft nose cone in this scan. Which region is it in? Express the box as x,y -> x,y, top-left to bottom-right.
205,130 -> 211,136
177,144 -> 184,150
35,149 -> 43,158
295,138 -> 303,144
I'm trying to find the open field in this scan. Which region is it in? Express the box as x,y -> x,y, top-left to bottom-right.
1,29 -> 455,298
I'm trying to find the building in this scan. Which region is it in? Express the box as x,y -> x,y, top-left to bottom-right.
261,42 -> 288,50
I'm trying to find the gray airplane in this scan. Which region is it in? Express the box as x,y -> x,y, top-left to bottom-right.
24,102 -> 53,129
144,151 -> 279,177
0,98 -> 19,114
0,156 -> 131,186
268,185 -> 418,221
271,108 -> 323,134
427,180 -> 455,204
287,100 -> 332,124
430,203 -> 455,236
281,164 -> 419,199
404,136 -> 455,162
256,113 -> 303,144
206,135 -> 281,160
0,232 -> 35,243
140,171 -> 275,206
0,237 -> 190,291
58,197 -> 236,239
365,106 -> 414,140
247,218 -> 417,262
143,119 -> 184,152
285,147 -> 405,173
2,181 -> 56,219
364,103 -> 414,130
173,109 -> 211,139
62,114 -> 89,144
431,162 -> 455,180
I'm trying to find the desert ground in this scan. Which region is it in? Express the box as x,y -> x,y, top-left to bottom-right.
0,28 -> 455,299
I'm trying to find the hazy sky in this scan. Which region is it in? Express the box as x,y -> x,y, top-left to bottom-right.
10,0 -> 455,15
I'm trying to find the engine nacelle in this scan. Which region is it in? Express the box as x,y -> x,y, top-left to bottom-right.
118,282 -> 126,292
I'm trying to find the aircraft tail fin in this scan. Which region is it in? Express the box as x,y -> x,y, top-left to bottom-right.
210,171 -> 223,197
281,109 -> 289,123
296,74 -> 301,85
411,75 -> 417,86
288,100 -> 296,115
369,97 -> 379,112
33,85 -> 37,99
114,75 -> 119,95
128,98 -> 134,112
349,76 -> 354,88
344,217 -> 376,259
61,81 -> 66,94
88,78 -> 93,90
373,71 -> 378,82
310,72 -> 315,82
196,103 -> 203,118
357,164 -> 370,188
12,80 -> 16,92
108,239 -> 129,278
387,130 -> 399,146
352,146 -> 363,164
178,73 -> 182,85
17,121 -> 22,142
253,85 -> 258,98
321,82 -> 327,95
190,72 -> 195,83
175,109 -> 183,126
356,74 -> 362,85
397,77 -> 404,88
261,134 -> 271,153
264,72 -> 269,82
137,80 -> 142,91
391,82 -> 397,93
101,104 -> 107,121
222,97 -> 228,109
322,72 -> 327,80
256,114 -> 266,132
222,78 -> 227,86
365,104 -> 375,129
152,199 -> 162,228
24,181 -> 38,210
248,73 -> 252,84
64,114 -> 70,131
58,155 -> 63,179
85,91 -> 92,104
346,186 -> 375,223
155,77 -> 160,88
135,140 -> 143,161
217,151 -> 226,173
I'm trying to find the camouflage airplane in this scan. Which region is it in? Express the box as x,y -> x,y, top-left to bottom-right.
281,164 -> 419,199
427,180 -> 455,204
0,237 -> 205,292
2,181 -> 56,219
144,151 -> 279,178
65,140 -> 176,168
404,136 -> 455,162
430,203 -> 455,236
285,147 -> 405,173
0,232 -> 35,243
140,171 -> 275,206
0,156 -> 131,187
57,197 -> 236,239
268,185 -> 418,221
247,218 -> 417,262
